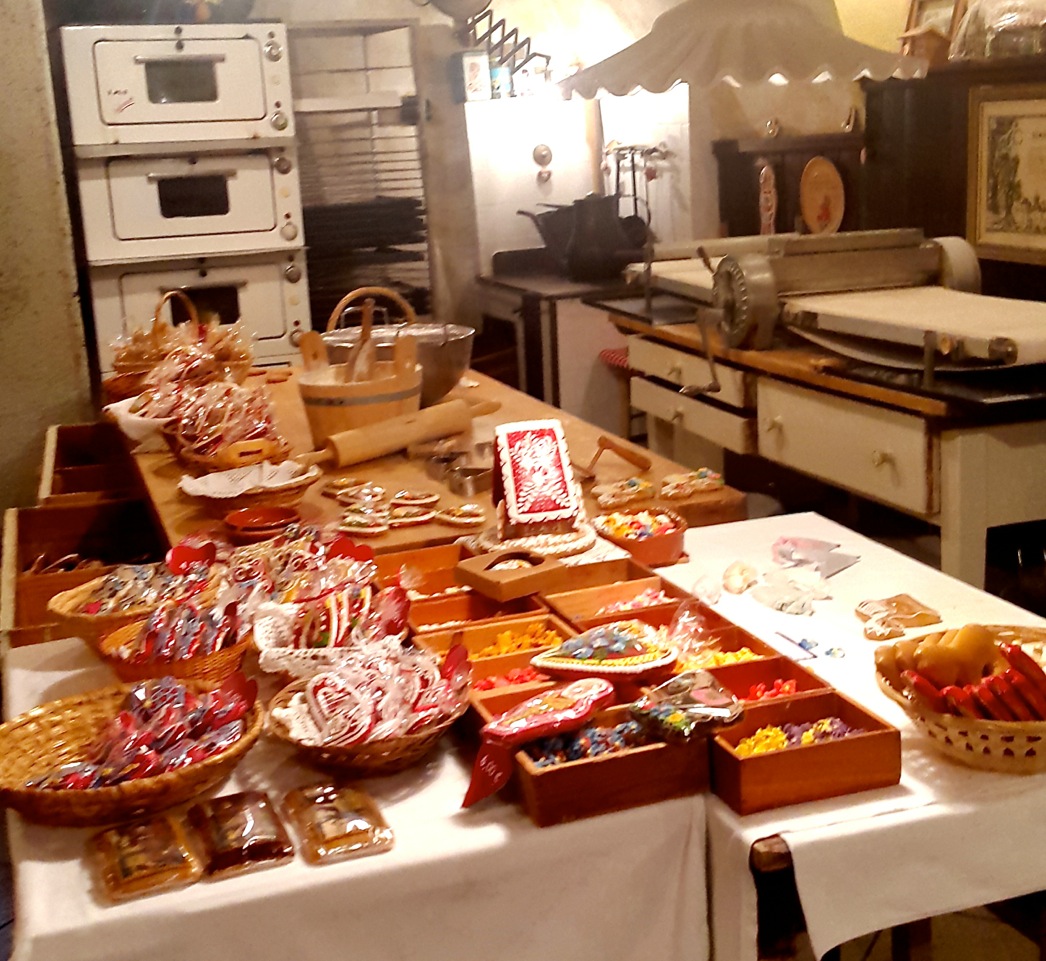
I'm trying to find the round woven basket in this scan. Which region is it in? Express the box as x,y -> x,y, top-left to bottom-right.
46,576 -> 161,651
876,670 -> 1046,775
0,683 -> 263,826
173,437 -> 292,475
183,466 -> 320,518
98,621 -> 251,684
266,681 -> 463,776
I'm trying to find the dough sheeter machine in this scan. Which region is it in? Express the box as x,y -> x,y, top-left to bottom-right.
626,228 -> 1046,394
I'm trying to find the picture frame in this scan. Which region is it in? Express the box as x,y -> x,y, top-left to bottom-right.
967,83 -> 1046,265
904,0 -> 967,39
455,50 -> 491,103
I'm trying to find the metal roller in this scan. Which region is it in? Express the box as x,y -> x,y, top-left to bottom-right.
712,252 -> 780,349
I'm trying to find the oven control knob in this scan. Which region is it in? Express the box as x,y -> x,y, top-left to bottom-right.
270,111 -> 289,131
274,156 -> 293,175
264,40 -> 284,61
289,329 -> 303,347
284,265 -> 302,283
280,223 -> 299,241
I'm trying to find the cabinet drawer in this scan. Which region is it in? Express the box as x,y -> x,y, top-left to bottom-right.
627,336 -> 751,409
631,377 -> 756,454
757,381 -> 936,514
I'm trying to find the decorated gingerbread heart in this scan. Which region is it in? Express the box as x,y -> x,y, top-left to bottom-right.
305,672 -> 373,745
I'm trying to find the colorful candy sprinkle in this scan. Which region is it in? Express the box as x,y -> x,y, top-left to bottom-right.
734,716 -> 862,757
595,510 -> 680,542
524,720 -> 650,767
475,622 -> 562,658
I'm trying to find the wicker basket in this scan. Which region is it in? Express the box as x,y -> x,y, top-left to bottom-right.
173,437 -> 293,475
876,669 -> 1046,775
0,683 -> 263,826
46,576 -> 161,651
98,621 -> 251,684
266,681 -> 463,776
182,465 -> 321,517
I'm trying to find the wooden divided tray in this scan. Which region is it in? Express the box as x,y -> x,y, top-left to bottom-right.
472,686 -> 709,827
710,690 -> 901,815
414,612 -> 575,669
374,543 -> 472,600
408,593 -> 546,636
542,575 -> 691,631
707,655 -> 830,704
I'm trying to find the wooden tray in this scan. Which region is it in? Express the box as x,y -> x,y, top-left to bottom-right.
456,550 -> 566,602
407,592 -> 545,635
38,423 -> 139,506
679,624 -> 781,670
541,555 -> 654,592
711,690 -> 901,815
472,687 -> 709,827
542,575 -> 691,631
707,656 -> 830,703
414,612 -> 575,667
374,543 -> 471,599
1,500 -> 166,651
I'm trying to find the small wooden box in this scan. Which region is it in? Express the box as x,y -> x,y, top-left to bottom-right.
1,500 -> 165,650
711,691 -> 901,815
415,612 -> 575,666
374,543 -> 470,598
38,423 -> 139,505
473,687 -> 709,827
707,656 -> 830,702
545,555 -> 653,592
686,625 -> 781,667
408,592 -> 545,635
543,575 -> 691,631
456,550 -> 566,602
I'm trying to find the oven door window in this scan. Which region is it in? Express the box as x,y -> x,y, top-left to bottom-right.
156,175 -> 231,219
166,285 -> 240,325
144,60 -> 218,104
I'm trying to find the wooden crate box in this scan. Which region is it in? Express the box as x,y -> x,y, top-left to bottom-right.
711,690 -> 901,815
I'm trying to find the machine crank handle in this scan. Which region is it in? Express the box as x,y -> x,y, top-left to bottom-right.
679,310 -> 721,396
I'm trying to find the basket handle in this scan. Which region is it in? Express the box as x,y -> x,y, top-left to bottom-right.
154,289 -> 202,341
324,286 -> 418,333
218,439 -> 276,468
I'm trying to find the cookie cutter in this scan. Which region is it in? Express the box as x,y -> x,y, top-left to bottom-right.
447,466 -> 492,497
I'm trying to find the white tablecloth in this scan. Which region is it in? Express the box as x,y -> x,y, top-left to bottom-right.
4,640 -> 708,961
659,512 -> 1046,961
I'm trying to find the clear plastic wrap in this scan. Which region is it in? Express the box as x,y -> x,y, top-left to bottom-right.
188,791 -> 294,879
171,382 -> 281,456
951,0 -> 1046,59
89,814 -> 203,902
282,783 -> 393,865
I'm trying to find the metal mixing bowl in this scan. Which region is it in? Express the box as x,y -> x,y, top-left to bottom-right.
321,323 -> 475,407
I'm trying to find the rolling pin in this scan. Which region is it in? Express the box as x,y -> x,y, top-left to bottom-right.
296,399 -> 476,468
574,434 -> 653,481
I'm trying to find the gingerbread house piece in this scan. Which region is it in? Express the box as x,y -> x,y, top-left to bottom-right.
493,419 -> 581,540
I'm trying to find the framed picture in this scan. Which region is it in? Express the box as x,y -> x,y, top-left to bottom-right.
454,50 -> 491,103
967,84 -> 1046,265
904,0 -> 966,38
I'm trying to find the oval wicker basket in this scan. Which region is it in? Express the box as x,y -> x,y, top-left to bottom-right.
0,683 -> 263,826
98,621 -> 251,684
876,669 -> 1046,775
172,436 -> 293,475
266,681 -> 463,776
47,576 -> 161,651
181,465 -> 321,517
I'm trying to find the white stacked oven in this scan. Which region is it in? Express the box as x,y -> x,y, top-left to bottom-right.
60,22 -> 310,372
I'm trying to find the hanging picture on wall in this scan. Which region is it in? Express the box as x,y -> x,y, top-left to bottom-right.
454,50 -> 492,103
968,84 -> 1046,265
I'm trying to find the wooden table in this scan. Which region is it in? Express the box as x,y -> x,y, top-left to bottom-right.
134,370 -> 746,550
593,292 -> 1046,589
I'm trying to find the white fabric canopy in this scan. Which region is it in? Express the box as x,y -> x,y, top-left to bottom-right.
561,0 -> 926,97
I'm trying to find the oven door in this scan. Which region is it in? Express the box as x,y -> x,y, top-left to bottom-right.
89,253 -> 309,371
78,151 -> 303,262
93,38 -> 268,127
61,24 -> 293,151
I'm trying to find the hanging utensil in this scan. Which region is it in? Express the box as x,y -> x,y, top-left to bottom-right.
620,147 -> 649,247
349,298 -> 376,383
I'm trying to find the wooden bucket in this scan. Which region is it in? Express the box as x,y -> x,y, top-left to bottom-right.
298,344 -> 422,447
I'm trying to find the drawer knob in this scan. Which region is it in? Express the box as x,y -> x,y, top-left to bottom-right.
871,449 -> 894,467
668,363 -> 682,380
765,415 -> 783,433
672,407 -> 684,422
